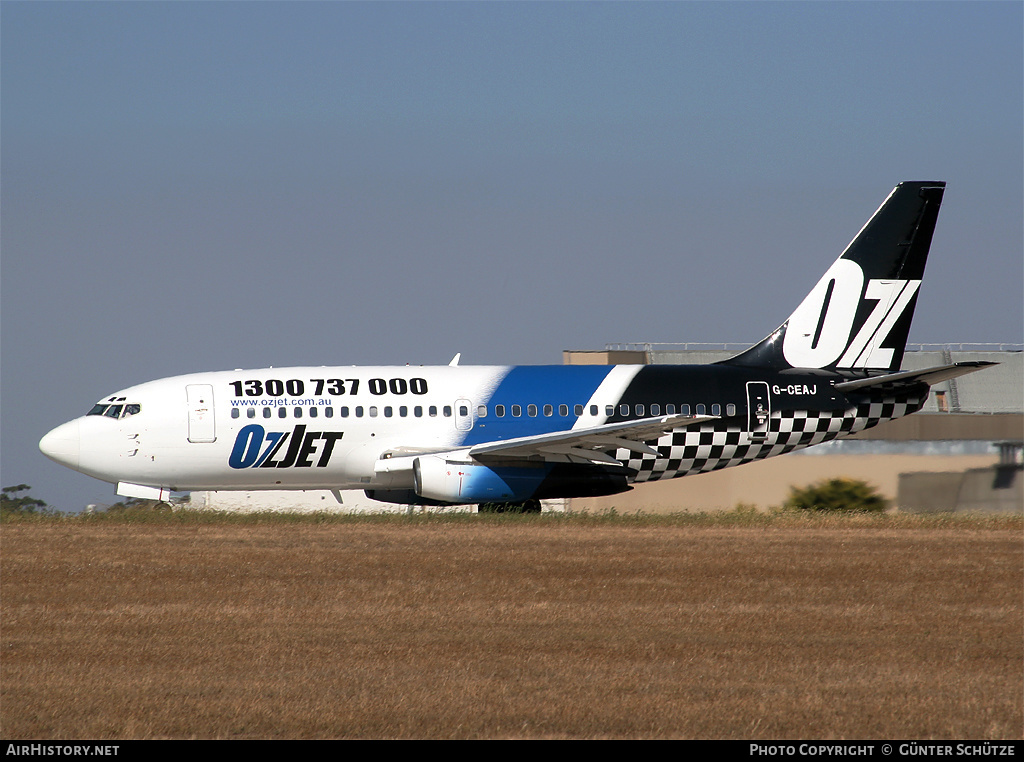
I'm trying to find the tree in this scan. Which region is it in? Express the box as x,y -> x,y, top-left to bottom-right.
1,484 -> 49,514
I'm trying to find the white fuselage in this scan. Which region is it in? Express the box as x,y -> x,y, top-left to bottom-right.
39,361 -> 928,505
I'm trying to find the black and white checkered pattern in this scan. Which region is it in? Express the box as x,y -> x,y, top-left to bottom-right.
618,392 -> 926,482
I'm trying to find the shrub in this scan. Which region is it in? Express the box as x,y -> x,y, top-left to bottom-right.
104,498 -> 172,513
783,478 -> 889,513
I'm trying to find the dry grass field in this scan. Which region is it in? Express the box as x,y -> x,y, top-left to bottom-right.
2,511 -> 1021,740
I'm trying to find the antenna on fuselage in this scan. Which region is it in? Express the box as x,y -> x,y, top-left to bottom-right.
449,353 -> 461,367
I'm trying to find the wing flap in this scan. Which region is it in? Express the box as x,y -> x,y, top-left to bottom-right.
469,414 -> 718,463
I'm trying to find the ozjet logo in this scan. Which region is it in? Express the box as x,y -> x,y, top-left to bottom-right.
229,424 -> 343,469
783,259 -> 921,370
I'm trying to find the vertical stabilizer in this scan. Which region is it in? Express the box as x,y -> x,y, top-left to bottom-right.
722,181 -> 945,372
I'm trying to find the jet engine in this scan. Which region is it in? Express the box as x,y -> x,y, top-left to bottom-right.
411,455 -> 631,505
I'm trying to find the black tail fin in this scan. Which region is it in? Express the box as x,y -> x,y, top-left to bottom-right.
722,181 -> 946,372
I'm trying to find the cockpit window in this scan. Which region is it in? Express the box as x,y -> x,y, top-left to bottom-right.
87,403 -> 141,419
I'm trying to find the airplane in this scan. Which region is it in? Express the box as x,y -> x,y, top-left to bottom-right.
40,181 -> 995,510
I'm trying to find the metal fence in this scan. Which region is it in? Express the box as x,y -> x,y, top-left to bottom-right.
605,342 -> 1023,353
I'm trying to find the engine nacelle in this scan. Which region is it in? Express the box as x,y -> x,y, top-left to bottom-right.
412,456 -> 631,504
413,456 -> 541,504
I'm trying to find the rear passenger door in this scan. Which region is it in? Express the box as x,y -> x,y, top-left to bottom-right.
746,382 -> 770,441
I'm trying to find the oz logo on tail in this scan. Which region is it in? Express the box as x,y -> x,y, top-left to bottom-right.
783,259 -> 920,370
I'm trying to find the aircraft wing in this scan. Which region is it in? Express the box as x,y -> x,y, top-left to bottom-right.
468,414 -> 718,465
833,362 -> 996,393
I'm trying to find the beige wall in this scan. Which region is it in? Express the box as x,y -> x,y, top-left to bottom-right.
567,454 -> 998,513
563,350 -> 647,365
852,413 -> 1022,441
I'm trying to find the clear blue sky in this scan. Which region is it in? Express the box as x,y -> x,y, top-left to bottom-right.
3,1 -> 1021,511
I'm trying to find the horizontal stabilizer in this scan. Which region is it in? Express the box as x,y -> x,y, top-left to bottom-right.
833,361 -> 997,392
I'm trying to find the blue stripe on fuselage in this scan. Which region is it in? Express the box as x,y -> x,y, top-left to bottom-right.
460,365 -> 614,446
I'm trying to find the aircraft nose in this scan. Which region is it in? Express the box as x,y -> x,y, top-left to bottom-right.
39,420 -> 80,470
